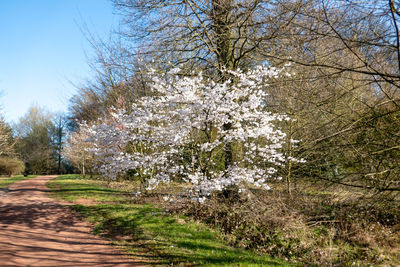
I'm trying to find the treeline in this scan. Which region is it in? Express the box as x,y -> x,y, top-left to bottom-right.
0,106 -> 70,176
67,0 -> 400,195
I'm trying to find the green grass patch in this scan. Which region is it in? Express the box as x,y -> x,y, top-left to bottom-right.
0,175 -> 36,189
47,174 -> 291,266
46,175 -> 127,203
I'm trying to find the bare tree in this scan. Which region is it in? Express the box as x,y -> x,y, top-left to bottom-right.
264,0 -> 400,193
113,0 -> 298,73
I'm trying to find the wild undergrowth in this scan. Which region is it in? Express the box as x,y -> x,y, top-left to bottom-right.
177,184 -> 400,266
129,179 -> 399,266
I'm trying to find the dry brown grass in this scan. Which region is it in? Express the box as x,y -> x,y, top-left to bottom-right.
176,183 -> 400,266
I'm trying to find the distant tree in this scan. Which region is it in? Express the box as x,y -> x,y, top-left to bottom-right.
0,113 -> 24,176
68,62 -> 151,127
15,106 -> 57,175
63,126 -> 96,177
51,113 -> 68,174
0,116 -> 15,158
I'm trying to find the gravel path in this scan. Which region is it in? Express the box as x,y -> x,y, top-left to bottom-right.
0,176 -> 147,266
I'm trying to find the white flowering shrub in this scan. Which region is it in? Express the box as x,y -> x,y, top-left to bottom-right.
64,124 -> 98,176
85,65 -> 300,202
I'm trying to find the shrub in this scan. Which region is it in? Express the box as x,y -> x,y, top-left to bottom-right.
0,157 -> 25,176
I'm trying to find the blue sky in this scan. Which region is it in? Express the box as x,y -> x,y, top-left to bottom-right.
0,0 -> 118,123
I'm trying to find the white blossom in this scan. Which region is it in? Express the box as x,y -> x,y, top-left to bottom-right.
83,65 -> 301,203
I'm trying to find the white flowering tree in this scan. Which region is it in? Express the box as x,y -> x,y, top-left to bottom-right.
86,65 -> 299,202
63,125 -> 97,177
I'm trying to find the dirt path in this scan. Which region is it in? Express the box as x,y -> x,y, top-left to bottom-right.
0,176 -> 147,266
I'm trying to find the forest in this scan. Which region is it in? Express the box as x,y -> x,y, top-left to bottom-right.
1,0 -> 399,265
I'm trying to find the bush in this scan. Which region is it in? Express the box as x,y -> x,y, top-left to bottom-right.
0,157 -> 25,176
177,186 -> 400,266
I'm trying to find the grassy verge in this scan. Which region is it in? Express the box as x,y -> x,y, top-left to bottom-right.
47,174 -> 291,266
0,175 -> 36,189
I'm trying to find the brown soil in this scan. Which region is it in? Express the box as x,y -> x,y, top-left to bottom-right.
0,176 -> 148,266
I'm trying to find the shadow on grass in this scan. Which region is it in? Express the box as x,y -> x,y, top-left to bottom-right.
54,188 -> 119,194
48,183 -> 129,203
71,204 -> 286,266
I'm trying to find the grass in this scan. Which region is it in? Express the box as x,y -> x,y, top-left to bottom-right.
47,174 -> 292,266
0,175 -> 36,189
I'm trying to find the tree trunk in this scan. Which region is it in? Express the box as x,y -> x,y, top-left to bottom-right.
212,0 -> 243,171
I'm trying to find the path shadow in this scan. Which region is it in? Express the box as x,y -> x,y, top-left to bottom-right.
0,202 -> 81,232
